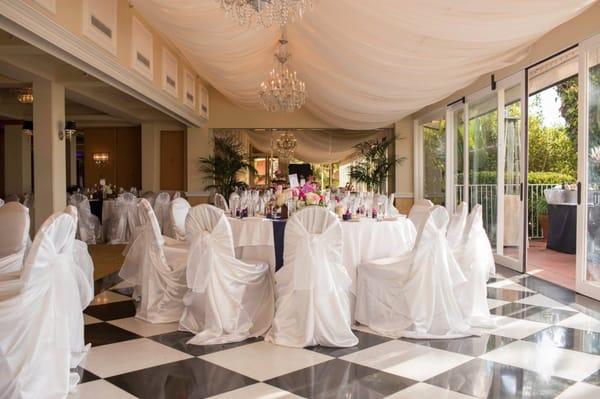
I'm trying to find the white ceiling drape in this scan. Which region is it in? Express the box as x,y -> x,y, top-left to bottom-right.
132,0 -> 595,129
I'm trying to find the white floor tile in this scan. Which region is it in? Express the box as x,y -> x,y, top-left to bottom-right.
487,298 -> 510,310
481,340 -> 600,381
556,382 -> 600,398
207,382 -> 303,399
386,382 -> 476,398
84,314 -> 102,325
558,312 -> 600,333
200,341 -> 332,381
69,380 -> 137,399
341,340 -> 473,382
81,338 -> 192,378
515,294 -> 575,311
91,291 -> 132,305
108,317 -> 179,337
487,279 -> 535,292
487,316 -> 549,339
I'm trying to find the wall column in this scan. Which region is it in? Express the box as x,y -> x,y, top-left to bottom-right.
141,122 -> 160,192
33,78 -> 66,230
67,136 -> 77,186
4,124 -> 32,197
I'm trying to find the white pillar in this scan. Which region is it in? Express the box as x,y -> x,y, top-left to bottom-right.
4,124 -> 32,197
141,122 -> 160,192
186,126 -> 211,194
33,78 -> 66,230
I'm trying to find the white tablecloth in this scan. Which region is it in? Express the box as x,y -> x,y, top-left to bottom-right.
228,215 -> 417,292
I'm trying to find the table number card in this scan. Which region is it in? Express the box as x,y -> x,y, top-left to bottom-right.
289,174 -> 299,188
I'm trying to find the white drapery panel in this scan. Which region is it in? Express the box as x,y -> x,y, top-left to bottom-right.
216,129 -> 387,164
132,0 -> 593,129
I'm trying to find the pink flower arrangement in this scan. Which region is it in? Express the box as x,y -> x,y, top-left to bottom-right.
305,192 -> 321,206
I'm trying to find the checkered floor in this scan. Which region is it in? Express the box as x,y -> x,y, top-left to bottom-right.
71,267 -> 600,399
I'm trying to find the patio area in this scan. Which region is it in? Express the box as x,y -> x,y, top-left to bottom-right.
526,239 -> 576,290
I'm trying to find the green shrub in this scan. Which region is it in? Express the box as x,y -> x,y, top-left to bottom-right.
456,171 -> 575,185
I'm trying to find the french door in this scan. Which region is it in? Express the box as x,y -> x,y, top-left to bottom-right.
576,35 -> 600,300
445,72 -> 526,272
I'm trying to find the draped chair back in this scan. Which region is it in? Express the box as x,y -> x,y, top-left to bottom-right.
387,193 -> 400,216
0,202 -> 31,275
153,192 -> 171,233
463,204 -> 485,247
6,194 -> 20,203
142,191 -> 156,206
447,202 -> 468,249
23,193 -> 33,208
111,192 -> 139,243
69,193 -> 96,244
284,207 -> 343,290
170,197 -> 191,240
0,198 -> 4,207
431,205 -> 449,232
408,199 -> 434,233
214,193 -> 229,212
185,204 -> 236,291
172,191 -> 181,200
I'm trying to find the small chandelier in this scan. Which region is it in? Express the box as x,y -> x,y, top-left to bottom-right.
93,152 -> 109,166
17,88 -> 34,104
216,0 -> 312,28
272,131 -> 297,160
259,32 -> 306,112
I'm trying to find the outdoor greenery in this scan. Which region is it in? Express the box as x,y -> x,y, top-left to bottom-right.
349,136 -> 403,193
199,135 -> 256,199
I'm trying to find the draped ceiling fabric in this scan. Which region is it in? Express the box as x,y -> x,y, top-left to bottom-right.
215,129 -> 388,164
132,0 -> 595,129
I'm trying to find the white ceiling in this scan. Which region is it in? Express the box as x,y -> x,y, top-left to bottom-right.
132,0 -> 595,129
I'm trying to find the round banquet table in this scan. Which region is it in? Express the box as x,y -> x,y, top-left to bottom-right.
228,215 -> 417,292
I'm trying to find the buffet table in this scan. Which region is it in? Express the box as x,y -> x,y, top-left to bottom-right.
547,203 -> 576,254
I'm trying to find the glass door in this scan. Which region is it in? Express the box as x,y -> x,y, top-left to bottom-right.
577,36 -> 600,300
445,102 -> 467,211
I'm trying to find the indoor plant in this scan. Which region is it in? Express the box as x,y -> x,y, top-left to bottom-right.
349,136 -> 403,193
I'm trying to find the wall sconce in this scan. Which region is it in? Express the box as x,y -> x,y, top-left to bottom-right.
93,152 -> 109,166
60,121 -> 77,141
22,120 -> 33,136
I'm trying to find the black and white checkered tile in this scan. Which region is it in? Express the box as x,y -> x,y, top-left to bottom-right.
71,267 -> 600,398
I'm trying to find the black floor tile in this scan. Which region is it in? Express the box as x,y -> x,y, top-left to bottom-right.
306,330 -> 391,358
149,330 -> 262,356
426,358 -> 574,399
487,287 -> 536,301
84,300 -> 137,321
94,272 -> 123,296
265,359 -> 416,399
401,334 -> 515,357
584,369 -> 600,387
73,366 -> 100,383
85,322 -> 142,347
107,357 -> 257,399
490,303 -> 577,324
524,325 -> 600,355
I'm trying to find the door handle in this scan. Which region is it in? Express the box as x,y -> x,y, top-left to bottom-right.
519,182 -> 523,201
577,181 -> 582,205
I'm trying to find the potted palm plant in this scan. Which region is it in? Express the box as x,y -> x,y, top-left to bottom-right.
349,136 -> 403,193
199,135 -> 256,200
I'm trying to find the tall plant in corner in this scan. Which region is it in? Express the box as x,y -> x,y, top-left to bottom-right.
199,135 -> 256,199
349,136 -> 403,193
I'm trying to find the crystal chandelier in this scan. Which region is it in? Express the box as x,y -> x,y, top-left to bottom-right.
216,0 -> 312,28
272,131 -> 297,160
259,33 -> 306,112
17,87 -> 34,104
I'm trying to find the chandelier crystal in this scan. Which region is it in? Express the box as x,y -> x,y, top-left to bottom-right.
259,33 -> 307,112
216,0 -> 312,28
272,131 -> 297,160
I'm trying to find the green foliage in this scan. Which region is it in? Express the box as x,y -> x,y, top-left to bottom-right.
349,137 -> 403,193
527,171 -> 575,184
199,135 -> 256,199
555,75 -> 578,144
528,113 -> 577,177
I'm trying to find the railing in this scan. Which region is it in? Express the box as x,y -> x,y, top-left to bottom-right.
452,183 -> 557,240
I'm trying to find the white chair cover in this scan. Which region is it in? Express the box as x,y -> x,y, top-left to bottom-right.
172,191 -> 181,200
119,199 -> 188,323
179,205 -> 274,344
68,193 -> 101,244
109,193 -> 138,244
0,198 -> 4,207
387,193 -> 400,216
452,204 -> 496,328
169,198 -> 191,241
266,207 -> 358,348
356,206 -> 472,339
142,191 -> 156,207
408,199 -> 434,234
0,209 -> 87,397
6,194 -> 21,203
447,202 -> 468,249
0,203 -> 30,275
214,193 -> 229,212
153,192 -> 171,235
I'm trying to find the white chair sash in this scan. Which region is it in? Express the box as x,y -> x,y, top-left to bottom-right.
266,206 -> 358,348
169,198 -> 191,240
